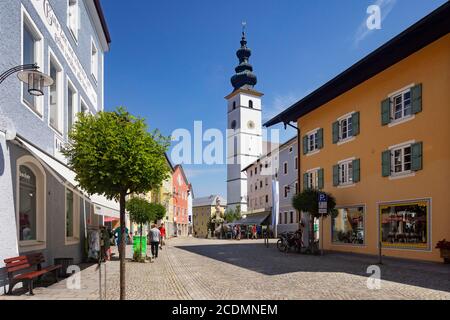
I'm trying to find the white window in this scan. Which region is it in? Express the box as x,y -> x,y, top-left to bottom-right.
290,211 -> 294,224
22,9 -> 43,115
68,0 -> 80,41
283,162 -> 288,175
91,40 -> 98,82
339,115 -> 353,140
392,145 -> 412,174
339,161 -> 353,185
65,188 -> 80,243
295,157 -> 298,170
306,170 -> 319,189
307,131 -> 318,152
289,146 -> 293,153
67,79 -> 78,135
392,89 -> 412,121
49,54 -> 63,133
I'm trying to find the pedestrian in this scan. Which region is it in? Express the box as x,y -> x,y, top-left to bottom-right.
159,223 -> 166,250
236,225 -> 241,240
149,224 -> 161,259
252,224 -> 257,239
100,226 -> 111,261
233,225 -> 237,240
114,226 -> 129,252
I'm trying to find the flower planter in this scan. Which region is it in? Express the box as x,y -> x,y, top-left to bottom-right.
439,248 -> 450,264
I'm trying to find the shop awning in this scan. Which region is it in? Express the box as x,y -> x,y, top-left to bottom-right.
234,211 -> 272,226
16,136 -> 121,219
90,193 -> 120,219
17,137 -> 79,189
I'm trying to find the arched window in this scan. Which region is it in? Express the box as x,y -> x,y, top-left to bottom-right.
233,101 -> 236,110
16,155 -> 46,250
230,120 -> 237,130
249,100 -> 253,108
18,165 -> 37,241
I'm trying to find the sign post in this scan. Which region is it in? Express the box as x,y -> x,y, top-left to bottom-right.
318,193 -> 327,256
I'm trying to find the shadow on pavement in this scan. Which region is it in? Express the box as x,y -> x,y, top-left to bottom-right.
175,241 -> 450,293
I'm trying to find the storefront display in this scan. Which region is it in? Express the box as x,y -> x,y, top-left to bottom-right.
380,200 -> 429,249
332,206 -> 364,245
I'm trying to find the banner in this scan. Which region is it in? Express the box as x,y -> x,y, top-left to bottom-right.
271,180 -> 279,237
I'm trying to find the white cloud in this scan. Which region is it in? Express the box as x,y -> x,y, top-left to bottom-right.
353,0 -> 397,47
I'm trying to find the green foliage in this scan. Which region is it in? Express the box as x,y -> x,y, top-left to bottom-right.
126,197 -> 153,225
62,107 -> 171,200
292,189 -> 337,219
224,208 -> 241,223
149,203 -> 166,222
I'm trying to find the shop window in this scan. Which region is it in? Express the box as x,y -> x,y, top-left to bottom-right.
17,157 -> 46,251
380,200 -> 429,249
332,206 -> 365,245
65,188 -> 80,243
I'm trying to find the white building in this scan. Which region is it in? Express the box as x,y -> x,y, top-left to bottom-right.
226,31 -> 263,212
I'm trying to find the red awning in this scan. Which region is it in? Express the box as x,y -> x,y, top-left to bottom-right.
104,217 -> 119,223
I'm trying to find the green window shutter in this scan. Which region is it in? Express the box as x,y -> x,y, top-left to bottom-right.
351,112 -> 360,136
411,142 -> 423,171
332,165 -> 339,186
411,83 -> 422,114
303,173 -> 309,190
352,159 -> 360,183
382,150 -> 391,177
302,135 -> 308,155
317,128 -> 324,149
332,121 -> 339,144
318,168 -> 324,189
381,98 -> 391,126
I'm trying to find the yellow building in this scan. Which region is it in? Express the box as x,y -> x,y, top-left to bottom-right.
265,4 -> 450,262
193,195 -> 227,238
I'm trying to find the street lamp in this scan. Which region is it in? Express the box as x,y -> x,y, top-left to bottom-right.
0,63 -> 53,95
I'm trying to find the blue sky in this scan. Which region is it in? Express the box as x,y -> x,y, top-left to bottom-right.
102,0 -> 446,199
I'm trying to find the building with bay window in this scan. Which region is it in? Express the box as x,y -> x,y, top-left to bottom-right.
264,3 -> 450,262
0,0 -> 113,289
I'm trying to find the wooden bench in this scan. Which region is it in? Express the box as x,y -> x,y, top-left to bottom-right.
4,253 -> 62,295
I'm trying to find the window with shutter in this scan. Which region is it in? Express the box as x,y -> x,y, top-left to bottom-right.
317,128 -> 324,149
318,168 -> 324,189
382,150 -> 391,177
352,159 -> 360,182
381,98 -> 391,125
332,165 -> 339,186
411,84 -> 422,114
351,112 -> 360,136
302,135 -> 308,155
303,173 -> 308,190
332,121 -> 339,144
411,142 -> 423,171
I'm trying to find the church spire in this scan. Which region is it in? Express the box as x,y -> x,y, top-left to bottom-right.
230,24 -> 257,91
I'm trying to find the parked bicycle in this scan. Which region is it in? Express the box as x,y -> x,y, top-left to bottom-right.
277,229 -> 303,253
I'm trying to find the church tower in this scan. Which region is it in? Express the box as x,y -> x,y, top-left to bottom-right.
226,30 -> 263,212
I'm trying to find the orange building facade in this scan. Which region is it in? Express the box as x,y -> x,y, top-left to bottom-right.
265,4 -> 450,262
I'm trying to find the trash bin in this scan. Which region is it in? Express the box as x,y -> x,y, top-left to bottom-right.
54,257 -> 74,278
133,236 -> 147,258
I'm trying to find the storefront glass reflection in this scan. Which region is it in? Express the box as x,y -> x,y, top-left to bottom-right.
332,206 -> 364,244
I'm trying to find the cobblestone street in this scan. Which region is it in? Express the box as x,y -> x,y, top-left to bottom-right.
2,237 -> 450,300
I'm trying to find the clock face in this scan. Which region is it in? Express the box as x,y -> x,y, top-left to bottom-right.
247,120 -> 255,129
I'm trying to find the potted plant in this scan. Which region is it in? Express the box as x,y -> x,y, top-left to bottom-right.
435,239 -> 450,263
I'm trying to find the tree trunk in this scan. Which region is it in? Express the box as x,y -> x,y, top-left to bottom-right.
139,223 -> 143,260
119,191 -> 126,300
309,214 -> 314,251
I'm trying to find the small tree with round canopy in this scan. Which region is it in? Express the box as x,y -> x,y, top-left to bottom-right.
126,197 -> 153,261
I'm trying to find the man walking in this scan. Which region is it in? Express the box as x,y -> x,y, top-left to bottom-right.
149,224 -> 161,259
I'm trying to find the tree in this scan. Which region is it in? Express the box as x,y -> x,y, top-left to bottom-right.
224,207 -> 242,223
292,189 -> 337,254
62,107 -> 170,299
126,197 -> 152,261
148,202 -> 166,222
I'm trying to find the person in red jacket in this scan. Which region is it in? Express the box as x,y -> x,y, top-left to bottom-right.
159,223 -> 166,250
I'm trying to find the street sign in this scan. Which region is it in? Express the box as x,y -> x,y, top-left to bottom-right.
318,193 -> 327,214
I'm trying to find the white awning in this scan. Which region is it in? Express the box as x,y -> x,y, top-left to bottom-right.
17,136 -> 120,219
90,194 -> 120,219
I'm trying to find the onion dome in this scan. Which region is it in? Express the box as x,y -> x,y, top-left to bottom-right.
231,32 -> 257,90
